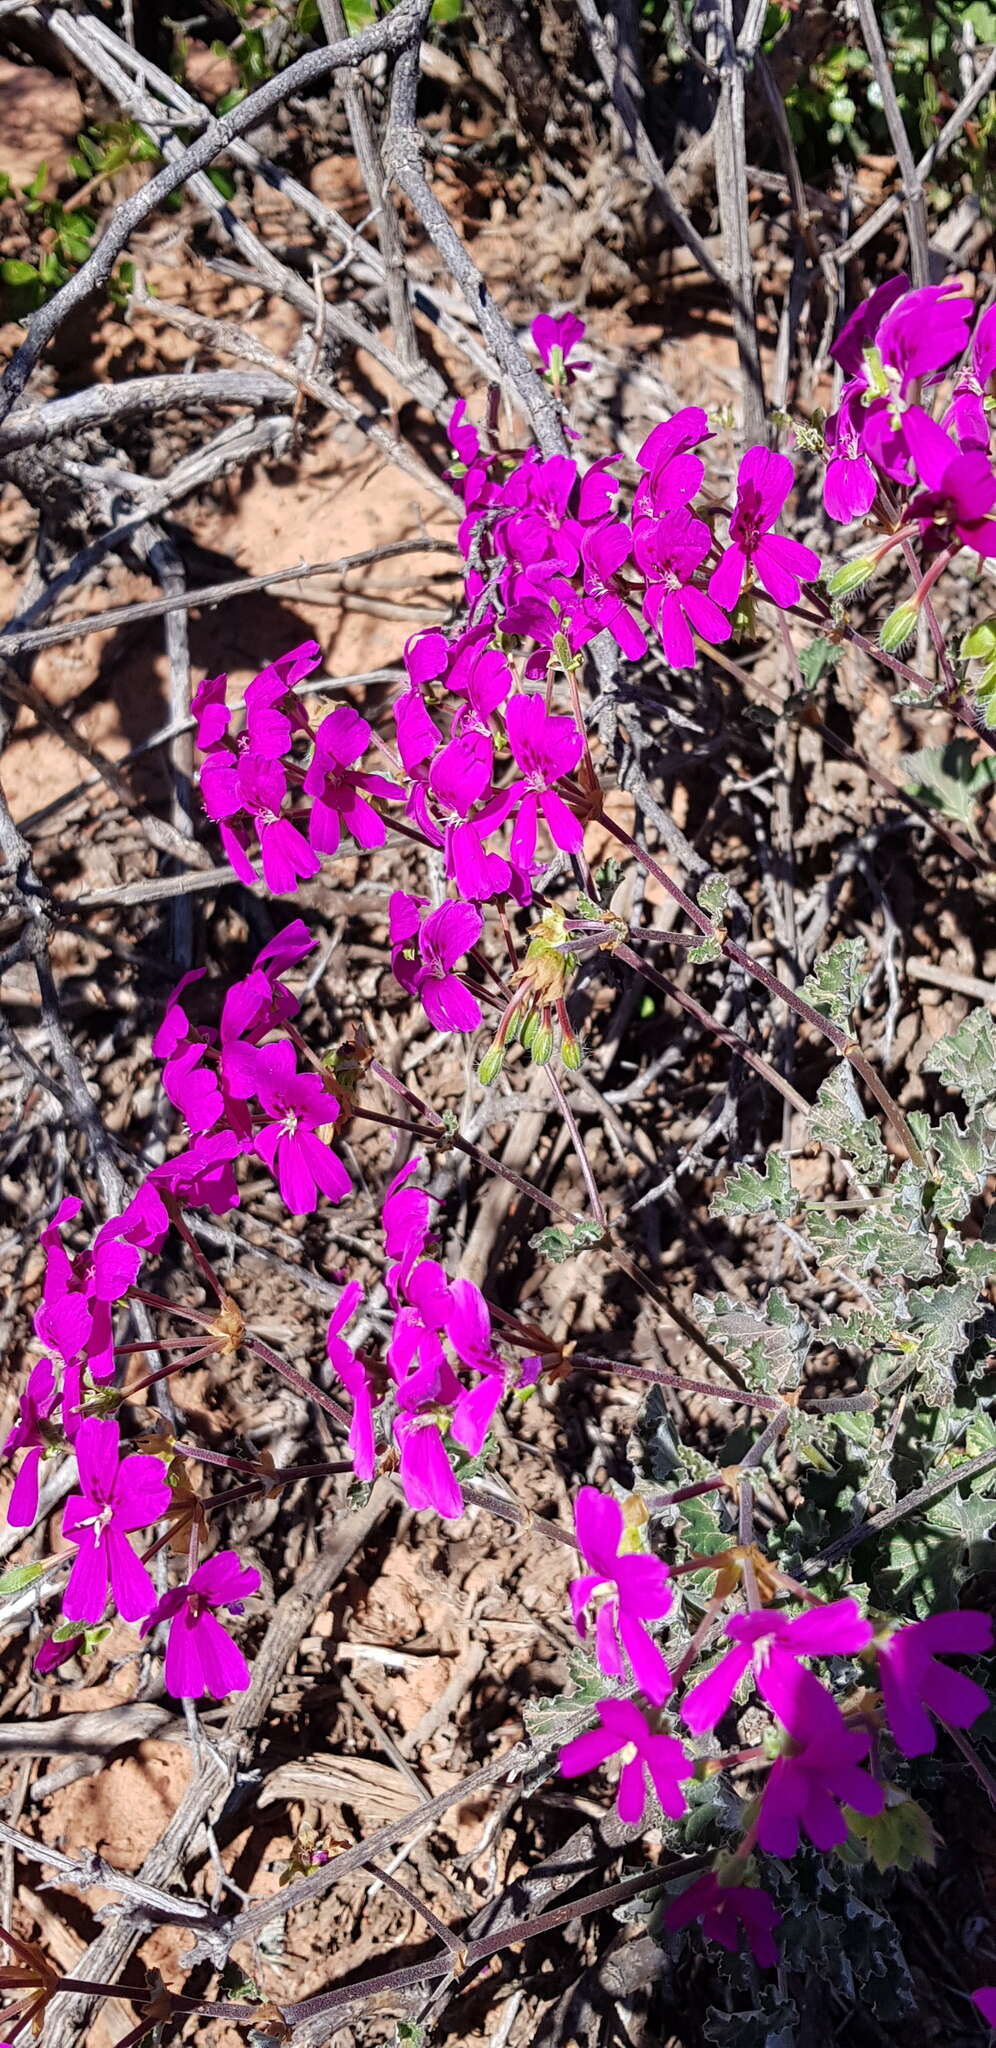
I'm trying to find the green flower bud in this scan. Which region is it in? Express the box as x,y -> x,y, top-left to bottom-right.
962,618 -> 996,662
879,599 -> 919,653
477,1043 -> 505,1086
530,1023 -> 554,1065
826,553 -> 877,598
560,1032 -> 584,1070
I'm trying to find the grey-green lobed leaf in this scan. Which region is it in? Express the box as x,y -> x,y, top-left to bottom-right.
798,937 -> 867,1034
692,1288 -> 812,1392
712,1151 -> 797,1221
908,1107 -> 996,1224
923,1005 -> 996,1115
903,739 -> 996,831
808,1064 -> 891,1185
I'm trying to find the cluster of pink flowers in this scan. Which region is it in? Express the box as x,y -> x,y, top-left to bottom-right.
823,276 -> 996,552
185,296 -> 996,1062
558,1485 -> 994,1971
3,1188 -> 260,1698
4,293 -> 996,2003
151,919 -> 349,1217
325,1156 -> 538,1517
195,642 -> 402,895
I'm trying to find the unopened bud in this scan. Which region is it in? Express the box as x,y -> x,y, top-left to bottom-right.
560,1032 -> 584,1070
477,1043 -> 505,1086
826,553 -> 876,598
530,1023 -> 554,1065
879,599 -> 918,653
963,618 -> 996,662
731,591 -> 759,639
520,1009 -> 539,1052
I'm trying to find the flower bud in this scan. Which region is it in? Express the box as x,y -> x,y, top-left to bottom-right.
477,1043 -> 505,1086
879,599 -> 918,653
826,554 -> 877,598
530,1022 -> 555,1065
560,1031 -> 584,1070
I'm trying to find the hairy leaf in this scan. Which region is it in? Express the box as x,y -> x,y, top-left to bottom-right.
903,740 -> 996,831
713,1151 -> 797,1221
798,938 -> 866,1033
692,1290 -> 812,1392
923,1006 -> 996,1114
808,1064 -> 890,1184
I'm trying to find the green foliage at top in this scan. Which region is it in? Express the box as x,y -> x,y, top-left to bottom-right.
0,122 -> 160,317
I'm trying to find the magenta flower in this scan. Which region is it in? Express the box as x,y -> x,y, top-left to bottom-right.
823,389 -> 878,523
755,1672 -> 882,1857
303,704 -> 401,856
231,1040 -> 349,1214
831,277 -> 972,392
974,1990 -> 996,2026
870,279 -> 975,391
395,684 -> 442,773
665,1871 -> 781,1970
829,274 -> 910,376
570,1487 -> 673,1704
682,1598 -> 872,1736
445,1278 -> 501,1374
61,1418 -> 172,1624
191,672 -> 230,750
140,1551 -> 260,1699
219,920 -> 314,1046
709,447 -> 820,610
877,1610 -> 993,1758
383,1158 -> 435,1279
162,1041 -> 226,1135
444,1280 -> 505,1452
447,630 -> 514,722
504,693 -> 584,871
560,1698 -> 692,1826
151,1130 -> 246,1215
393,1337 -> 465,1520
633,509 -> 731,668
635,407 -> 711,516
531,311 -> 591,385
152,967 -> 207,1060
429,729 -> 494,820
498,455 -> 584,573
4,1359 -> 58,1528
903,405 -> 996,557
326,1282 -> 378,1481
201,752 -> 320,896
447,399 -> 482,468
243,641 -> 321,759
35,1189 -> 168,1388
758,1712 -> 883,1856
389,893 -> 484,1033
946,303 -> 996,449
34,1630 -> 84,1676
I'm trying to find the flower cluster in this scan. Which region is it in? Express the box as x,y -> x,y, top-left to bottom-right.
151,919 -> 349,1217
5,288 -> 996,2019
325,1157 -> 537,1517
196,641 -> 402,895
558,1485 -> 995,1971
3,1195 -> 260,1698
822,276 -> 994,543
187,293 -> 996,1073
